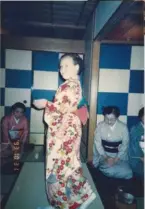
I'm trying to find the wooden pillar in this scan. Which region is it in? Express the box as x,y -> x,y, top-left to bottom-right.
88,40 -> 100,161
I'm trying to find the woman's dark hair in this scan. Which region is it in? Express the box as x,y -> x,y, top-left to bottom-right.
138,107 -> 144,119
102,106 -> 120,118
11,102 -> 26,113
59,53 -> 84,75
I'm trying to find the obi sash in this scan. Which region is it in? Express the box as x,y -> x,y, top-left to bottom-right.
76,97 -> 89,125
102,139 -> 122,153
75,106 -> 89,125
9,129 -> 24,141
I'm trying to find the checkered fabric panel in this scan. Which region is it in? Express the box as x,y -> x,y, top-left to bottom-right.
97,44 -> 144,130
1,49 -> 83,144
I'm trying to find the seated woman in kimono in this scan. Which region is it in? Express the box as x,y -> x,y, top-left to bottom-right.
1,102 -> 29,154
93,106 -> 132,179
129,107 -> 144,179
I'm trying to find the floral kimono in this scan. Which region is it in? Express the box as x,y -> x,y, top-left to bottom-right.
44,79 -> 94,209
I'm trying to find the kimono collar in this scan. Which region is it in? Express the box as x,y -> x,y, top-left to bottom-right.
110,120 -> 117,130
13,116 -> 20,124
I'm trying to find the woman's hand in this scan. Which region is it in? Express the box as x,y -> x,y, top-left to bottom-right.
33,99 -> 47,109
106,157 -> 115,166
106,157 -> 120,166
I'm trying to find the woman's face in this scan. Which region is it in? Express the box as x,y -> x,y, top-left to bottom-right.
13,108 -> 24,119
60,56 -> 79,80
104,113 -> 117,126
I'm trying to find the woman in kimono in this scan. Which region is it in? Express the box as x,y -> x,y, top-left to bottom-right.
93,106 -> 132,179
1,102 -> 29,170
33,54 -> 96,209
128,107 -> 144,179
1,102 -> 29,147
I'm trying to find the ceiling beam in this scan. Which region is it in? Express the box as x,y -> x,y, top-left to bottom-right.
2,35 -> 85,53
73,1 -> 87,40
75,1 -> 87,26
4,20 -> 86,29
50,2 -> 53,24
101,39 -> 144,45
85,0 -> 100,27
130,10 -> 144,15
50,2 -> 54,37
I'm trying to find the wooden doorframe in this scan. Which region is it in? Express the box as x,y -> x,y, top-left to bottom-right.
87,0 -> 144,162
1,35 -> 85,53
87,40 -> 100,161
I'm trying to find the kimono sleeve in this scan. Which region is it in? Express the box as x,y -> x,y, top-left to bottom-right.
44,81 -> 80,126
1,117 -> 10,143
21,118 -> 29,143
93,123 -> 106,156
118,125 -> 129,159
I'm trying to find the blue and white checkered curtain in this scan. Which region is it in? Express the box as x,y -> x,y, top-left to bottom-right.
97,44 -> 144,130
0,50 -> 83,144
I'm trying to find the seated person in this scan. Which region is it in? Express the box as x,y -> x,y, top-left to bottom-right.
128,107 -> 144,179
93,106 -> 132,179
1,102 -> 29,156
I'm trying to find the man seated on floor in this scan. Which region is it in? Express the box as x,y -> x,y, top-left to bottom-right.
92,106 -> 132,179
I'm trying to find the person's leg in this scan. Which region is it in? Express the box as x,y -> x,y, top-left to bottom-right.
100,160 -> 133,179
